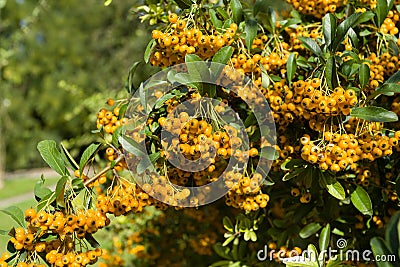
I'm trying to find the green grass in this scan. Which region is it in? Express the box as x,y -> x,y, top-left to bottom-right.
0,199 -> 37,251
0,176 -> 59,200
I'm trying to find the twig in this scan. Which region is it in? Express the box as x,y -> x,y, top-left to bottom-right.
83,155 -> 124,186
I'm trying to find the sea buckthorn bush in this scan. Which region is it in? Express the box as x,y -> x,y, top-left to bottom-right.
1,0 -> 400,266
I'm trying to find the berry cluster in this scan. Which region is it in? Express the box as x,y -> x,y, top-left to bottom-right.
224,172 -> 270,211
96,180 -> 160,215
380,11 -> 399,35
96,106 -> 127,134
150,14 -> 237,67
286,0 -> 344,18
300,131 -> 400,172
45,249 -> 102,267
368,53 -> 400,89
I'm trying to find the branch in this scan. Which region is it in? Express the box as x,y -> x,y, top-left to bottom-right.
83,155 -> 124,186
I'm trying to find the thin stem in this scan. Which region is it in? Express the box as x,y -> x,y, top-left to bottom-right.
83,155 -> 124,187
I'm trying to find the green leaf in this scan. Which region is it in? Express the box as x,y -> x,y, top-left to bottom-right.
326,181 -> 346,200
112,126 -> 124,148
210,9 -> 223,30
350,106 -> 398,122
249,230 -> 257,242
286,53 -> 297,84
245,19 -> 258,51
7,241 -> 16,254
351,186 -> 373,216
85,233 -> 100,248
386,70 -> 400,83
104,0 -> 112,6
173,0 -> 191,9
259,146 -> 279,160
282,159 -> 307,170
385,211 -> 400,258
319,223 -> 331,253
213,243 -> 233,260
212,46 -> 234,65
60,143 -> 79,170
119,135 -> 146,157
223,235 -> 236,246
333,12 -> 374,51
260,64 -> 271,88
217,7 -> 229,20
323,13 -> 336,48
37,140 -> 68,176
347,27 -> 359,48
126,61 -> 141,94
359,63 -> 370,88
370,237 -> 395,267
325,56 -> 337,90
253,0 -> 268,16
368,83 -> 400,100
149,152 -> 160,163
230,0 -> 243,24
376,0 -> 395,27
299,37 -> 322,57
0,206 -> 25,228
210,260 -> 233,267
211,46 -> 234,79
262,7 -> 276,33
299,222 -> 322,238
55,176 -> 68,207
144,39 -> 156,63
79,143 -> 100,173
37,192 -> 56,211
137,157 -> 152,174
282,167 -> 307,181
34,180 -> 52,200
223,216 -> 234,232
185,54 -> 210,83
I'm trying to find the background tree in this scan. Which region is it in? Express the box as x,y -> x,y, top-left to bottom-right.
0,0 -> 152,172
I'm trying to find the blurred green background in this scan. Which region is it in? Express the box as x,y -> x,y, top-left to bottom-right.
0,0 -> 151,175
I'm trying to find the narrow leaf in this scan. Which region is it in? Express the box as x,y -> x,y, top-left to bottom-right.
299,222 -> 322,239
385,211 -> 400,258
79,144 -> 100,173
37,140 -> 67,176
299,37 -> 322,57
319,223 -> 331,253
350,106 -> 398,122
325,56 -> 337,90
323,13 -> 336,48
0,206 -> 25,228
144,39 -> 156,63
351,186 -> 373,216
212,46 -> 234,65
359,63 -> 370,88
326,181 -> 346,200
209,9 -> 223,30
34,180 -> 52,199
245,19 -> 258,51
368,83 -> 400,100
230,0 -> 243,24
370,237 -> 395,267
286,53 -> 297,84
119,135 -> 146,157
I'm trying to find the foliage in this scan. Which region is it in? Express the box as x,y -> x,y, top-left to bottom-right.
1,0 -> 400,266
